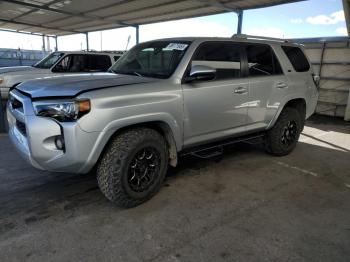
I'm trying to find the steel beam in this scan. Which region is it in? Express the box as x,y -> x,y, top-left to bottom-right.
195,0 -> 239,12
0,17 -> 80,35
0,28 -> 48,36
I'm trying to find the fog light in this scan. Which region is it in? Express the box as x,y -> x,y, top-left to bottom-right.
55,136 -> 65,151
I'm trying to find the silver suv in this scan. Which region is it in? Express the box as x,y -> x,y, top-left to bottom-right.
0,51 -> 124,99
7,36 -> 319,207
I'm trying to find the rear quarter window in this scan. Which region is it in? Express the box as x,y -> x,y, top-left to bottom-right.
282,46 -> 310,72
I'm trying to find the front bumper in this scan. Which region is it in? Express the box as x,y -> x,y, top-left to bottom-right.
7,90 -> 101,174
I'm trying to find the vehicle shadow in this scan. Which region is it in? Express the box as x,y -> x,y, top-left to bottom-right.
0,117 -> 349,235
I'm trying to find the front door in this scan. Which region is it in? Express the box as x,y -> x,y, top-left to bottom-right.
182,41 -> 249,147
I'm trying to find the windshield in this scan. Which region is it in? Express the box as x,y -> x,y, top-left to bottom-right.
33,52 -> 65,69
110,41 -> 191,79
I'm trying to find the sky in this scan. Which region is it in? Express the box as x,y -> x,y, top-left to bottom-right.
0,0 -> 347,51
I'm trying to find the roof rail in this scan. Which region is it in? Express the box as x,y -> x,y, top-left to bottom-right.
81,50 -> 126,54
101,50 -> 126,55
232,34 -> 291,43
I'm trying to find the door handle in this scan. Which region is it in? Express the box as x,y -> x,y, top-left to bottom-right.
276,82 -> 288,89
234,87 -> 248,94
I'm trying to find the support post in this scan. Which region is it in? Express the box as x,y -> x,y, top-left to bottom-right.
42,35 -> 46,51
342,0 -> 350,36
135,25 -> 139,44
0,97 -> 5,133
237,10 -> 243,35
55,36 -> 58,51
85,32 -> 89,51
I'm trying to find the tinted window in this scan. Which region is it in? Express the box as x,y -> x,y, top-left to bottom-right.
111,41 -> 191,79
86,55 -> 111,72
53,54 -> 112,72
114,56 -> 121,62
192,42 -> 242,80
282,46 -> 310,72
246,44 -> 283,77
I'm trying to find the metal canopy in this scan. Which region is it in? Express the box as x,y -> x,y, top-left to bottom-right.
0,0 -> 304,36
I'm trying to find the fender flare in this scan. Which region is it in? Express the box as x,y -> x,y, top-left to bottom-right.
267,94 -> 307,129
80,113 -> 182,172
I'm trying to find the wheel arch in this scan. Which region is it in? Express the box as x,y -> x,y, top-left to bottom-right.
95,120 -> 180,171
268,97 -> 306,129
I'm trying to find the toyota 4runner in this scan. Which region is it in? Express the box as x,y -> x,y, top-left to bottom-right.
7,36 -> 319,207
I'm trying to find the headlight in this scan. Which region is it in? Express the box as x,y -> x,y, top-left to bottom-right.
33,99 -> 91,122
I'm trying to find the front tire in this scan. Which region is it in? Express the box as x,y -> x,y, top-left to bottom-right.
97,128 -> 168,208
265,107 -> 302,156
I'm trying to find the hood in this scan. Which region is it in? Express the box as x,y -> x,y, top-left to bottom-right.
15,73 -> 157,98
0,66 -> 36,74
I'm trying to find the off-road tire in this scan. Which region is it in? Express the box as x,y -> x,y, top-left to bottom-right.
265,107 -> 302,156
97,128 -> 168,208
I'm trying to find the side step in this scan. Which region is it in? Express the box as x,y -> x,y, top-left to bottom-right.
180,132 -> 265,159
191,146 -> 224,159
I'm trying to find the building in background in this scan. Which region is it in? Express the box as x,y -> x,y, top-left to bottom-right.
0,48 -> 49,68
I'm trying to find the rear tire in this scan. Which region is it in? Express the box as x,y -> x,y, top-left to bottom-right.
97,128 -> 168,208
265,107 -> 302,156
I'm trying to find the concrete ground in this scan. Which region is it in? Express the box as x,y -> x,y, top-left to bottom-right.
0,115 -> 349,262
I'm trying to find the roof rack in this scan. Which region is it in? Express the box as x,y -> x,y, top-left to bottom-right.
232,34 -> 291,43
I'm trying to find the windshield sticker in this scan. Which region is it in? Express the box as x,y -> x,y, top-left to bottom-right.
165,43 -> 188,51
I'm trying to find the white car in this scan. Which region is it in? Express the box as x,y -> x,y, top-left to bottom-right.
0,51 -> 124,99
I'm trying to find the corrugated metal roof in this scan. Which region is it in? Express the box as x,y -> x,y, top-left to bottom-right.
0,0 -> 305,36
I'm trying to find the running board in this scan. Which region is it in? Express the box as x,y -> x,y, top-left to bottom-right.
180,133 -> 265,158
191,146 -> 224,159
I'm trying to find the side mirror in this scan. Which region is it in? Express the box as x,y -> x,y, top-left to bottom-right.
185,65 -> 216,83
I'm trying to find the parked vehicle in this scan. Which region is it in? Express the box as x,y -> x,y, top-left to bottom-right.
0,51 -> 124,99
7,36 -> 319,207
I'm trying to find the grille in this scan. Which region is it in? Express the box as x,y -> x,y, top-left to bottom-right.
16,120 -> 27,136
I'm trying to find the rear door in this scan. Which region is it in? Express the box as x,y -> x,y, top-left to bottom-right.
182,41 -> 249,146
243,43 -> 288,129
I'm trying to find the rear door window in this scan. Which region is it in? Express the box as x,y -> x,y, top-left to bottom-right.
192,42 -> 242,80
245,44 -> 283,77
282,46 -> 310,72
86,55 -> 112,72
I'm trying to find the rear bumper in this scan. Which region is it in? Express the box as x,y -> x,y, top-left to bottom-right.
306,92 -> 319,119
7,90 -> 101,174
